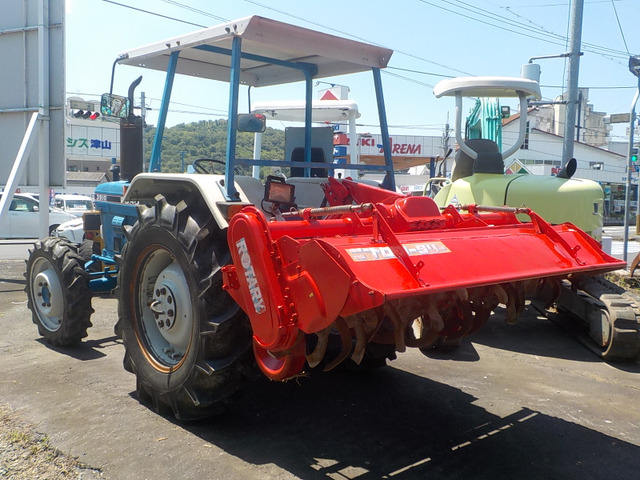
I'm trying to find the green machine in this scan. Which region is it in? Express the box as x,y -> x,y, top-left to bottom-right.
431,76 -> 604,241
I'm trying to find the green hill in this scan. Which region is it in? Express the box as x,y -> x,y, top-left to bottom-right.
144,119 -> 285,177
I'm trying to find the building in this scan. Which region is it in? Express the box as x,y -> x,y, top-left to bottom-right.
533,89 -> 611,147
64,97 -> 121,192
502,101 -> 631,222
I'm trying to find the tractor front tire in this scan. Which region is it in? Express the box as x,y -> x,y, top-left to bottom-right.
25,237 -> 94,346
117,195 -> 253,420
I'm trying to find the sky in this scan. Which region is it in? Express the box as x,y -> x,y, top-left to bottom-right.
65,0 -> 640,145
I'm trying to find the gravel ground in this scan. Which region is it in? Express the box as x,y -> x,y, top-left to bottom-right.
0,404 -> 103,479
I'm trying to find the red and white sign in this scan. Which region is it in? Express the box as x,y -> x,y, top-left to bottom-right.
333,133 -> 433,158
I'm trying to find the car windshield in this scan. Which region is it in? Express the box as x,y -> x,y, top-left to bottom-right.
55,198 -> 93,210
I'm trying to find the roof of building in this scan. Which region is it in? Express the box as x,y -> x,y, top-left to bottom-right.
66,172 -> 110,183
502,109 -> 625,158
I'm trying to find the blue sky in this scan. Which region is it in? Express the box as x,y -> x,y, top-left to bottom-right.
66,0 -> 640,143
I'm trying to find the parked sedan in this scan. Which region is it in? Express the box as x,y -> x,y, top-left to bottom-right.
0,193 -> 78,239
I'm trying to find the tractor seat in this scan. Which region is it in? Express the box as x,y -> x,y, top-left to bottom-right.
290,147 -> 328,178
452,138 -> 504,181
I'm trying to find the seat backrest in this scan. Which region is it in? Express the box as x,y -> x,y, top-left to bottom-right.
451,138 -> 503,180
469,138 -> 503,175
290,147 -> 328,178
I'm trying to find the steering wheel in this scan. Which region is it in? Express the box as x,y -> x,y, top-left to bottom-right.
192,158 -> 226,174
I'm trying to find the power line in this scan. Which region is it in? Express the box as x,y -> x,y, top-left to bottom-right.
94,0 -> 638,135
382,70 -> 436,89
100,0 -> 207,28
419,0 -> 632,60
609,0 -> 630,55
500,1 -> 630,58
158,0 -> 229,23
146,97 -> 228,114
539,84 -> 636,90
99,0 -> 472,85
387,66 -> 455,78
164,109 -> 226,117
241,0 -> 473,76
417,0 -> 571,50
502,0 -> 624,56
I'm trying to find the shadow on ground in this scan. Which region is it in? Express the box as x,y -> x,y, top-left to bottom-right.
170,366 -> 640,480
35,335 -> 121,360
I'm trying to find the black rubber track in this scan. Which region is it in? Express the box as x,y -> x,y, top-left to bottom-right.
24,237 -> 94,346
116,194 -> 253,420
559,276 -> 640,361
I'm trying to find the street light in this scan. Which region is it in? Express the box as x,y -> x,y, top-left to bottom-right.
629,55 -> 640,78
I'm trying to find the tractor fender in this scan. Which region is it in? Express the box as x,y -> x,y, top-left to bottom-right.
123,173 -> 261,230
433,173 -> 522,207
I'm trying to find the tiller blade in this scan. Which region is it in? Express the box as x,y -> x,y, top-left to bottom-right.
222,182 -> 625,380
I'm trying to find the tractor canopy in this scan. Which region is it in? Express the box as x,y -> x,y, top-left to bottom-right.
113,15 -> 397,198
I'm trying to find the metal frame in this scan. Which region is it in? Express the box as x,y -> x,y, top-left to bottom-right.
118,16 -> 397,202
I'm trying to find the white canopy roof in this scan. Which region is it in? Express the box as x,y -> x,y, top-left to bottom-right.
118,16 -> 393,88
433,76 -> 541,99
251,99 -> 360,122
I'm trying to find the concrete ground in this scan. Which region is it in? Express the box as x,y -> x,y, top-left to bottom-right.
1,248 -> 639,479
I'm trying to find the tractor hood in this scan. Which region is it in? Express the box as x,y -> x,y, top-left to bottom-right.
433,173 -> 604,239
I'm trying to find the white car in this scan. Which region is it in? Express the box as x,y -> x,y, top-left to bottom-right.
53,216 -> 85,243
0,193 -> 78,239
53,194 -> 94,214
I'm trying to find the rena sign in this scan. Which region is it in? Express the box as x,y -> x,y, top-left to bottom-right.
334,133 -> 439,158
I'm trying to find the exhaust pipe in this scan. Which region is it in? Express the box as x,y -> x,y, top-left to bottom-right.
120,76 -> 144,181
555,157 -> 577,179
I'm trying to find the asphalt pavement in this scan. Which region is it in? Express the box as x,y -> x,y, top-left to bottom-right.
604,226 -> 640,265
1,243 -> 639,479
0,239 -> 36,260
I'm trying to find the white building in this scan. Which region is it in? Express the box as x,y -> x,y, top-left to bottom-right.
502,107 -> 630,221
62,97 -> 122,193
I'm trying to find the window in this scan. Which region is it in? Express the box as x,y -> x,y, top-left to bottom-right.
11,198 -> 37,212
590,162 -> 604,170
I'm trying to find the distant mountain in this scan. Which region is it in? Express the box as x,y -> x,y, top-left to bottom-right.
144,119 -> 285,177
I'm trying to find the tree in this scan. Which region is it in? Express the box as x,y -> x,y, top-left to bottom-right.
144,120 -> 285,176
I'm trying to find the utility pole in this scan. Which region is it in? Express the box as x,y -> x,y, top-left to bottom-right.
442,116 -> 450,178
562,0 -> 584,165
140,91 -> 147,171
623,56 -> 640,262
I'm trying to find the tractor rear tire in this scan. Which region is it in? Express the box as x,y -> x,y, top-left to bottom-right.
117,195 -> 253,420
25,237 -> 94,346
